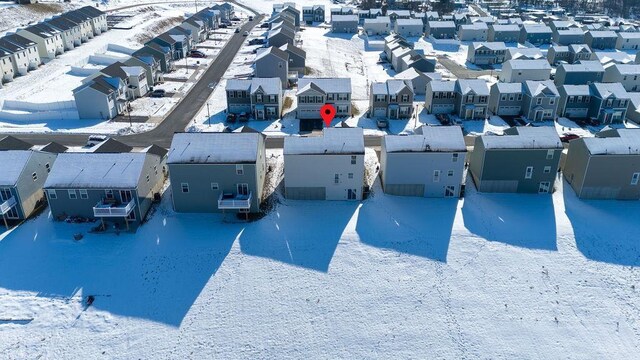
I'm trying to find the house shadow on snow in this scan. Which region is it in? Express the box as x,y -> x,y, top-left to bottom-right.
355,192 -> 458,262
0,206 -> 238,327
562,180 -> 640,266
461,181 -> 558,251
238,200 -> 359,272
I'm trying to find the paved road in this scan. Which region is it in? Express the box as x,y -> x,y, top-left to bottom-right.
437,55 -> 495,79
4,13 -> 263,148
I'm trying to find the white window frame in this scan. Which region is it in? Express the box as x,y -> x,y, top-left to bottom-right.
181,183 -> 190,193
68,190 -> 77,199
79,189 -> 88,199
632,172 -> 640,185
448,170 -> 454,177
334,174 -> 340,184
32,172 -> 37,181
211,182 -> 219,190
433,170 -> 440,183
236,165 -> 244,175
546,149 -> 554,159
543,166 -> 551,174
105,189 -> 114,199
351,155 -> 357,165
525,166 -> 533,179
48,189 -> 57,200
348,173 -> 354,179
452,153 -> 459,162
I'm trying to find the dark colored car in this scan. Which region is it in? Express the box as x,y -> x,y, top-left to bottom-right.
188,50 -> 206,58
219,24 -> 228,28
560,134 -> 580,142
226,113 -> 237,123
260,23 -> 270,28
231,17 -> 240,21
238,112 -> 248,122
234,28 -> 240,33
436,113 -> 451,125
150,89 -> 166,98
248,16 -> 254,21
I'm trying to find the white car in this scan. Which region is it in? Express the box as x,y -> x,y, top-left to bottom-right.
243,31 -> 249,36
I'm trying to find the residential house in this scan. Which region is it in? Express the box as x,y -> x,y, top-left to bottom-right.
255,46 -> 290,88
552,28 -> 585,45
616,32 -> 640,50
330,6 -> 355,16
267,27 -> 295,47
277,5 -> 301,28
62,9 -> 94,42
457,22 -> 488,41
396,50 -> 436,73
554,61 -> 604,86
488,24 -> 520,42
17,23 -> 64,59
369,79 -> 414,119
519,24 -> 552,45
394,18 -> 423,37
568,44 -> 593,63
394,68 -> 441,95
364,16 -> 391,35
296,78 -> 351,130
425,80 -> 456,114
167,132 -> 266,214
501,60 -> 552,83
628,93 -> 640,124
558,85 -> 591,119
73,75 -> 123,120
95,61 -> 147,99
585,30 -> 617,50
489,82 -> 524,116
125,54 -> 160,89
302,5 -> 325,24
133,42 -> 173,73
384,35 -> 412,62
426,21 -> 456,39
0,48 -> 14,84
469,126 -> 563,193
453,13 -> 468,29
522,80 -> 560,121
44,149 -> 167,230
595,51 -> 634,66
148,32 -> 185,60
180,18 -> 207,43
387,10 -> 411,23
331,15 -> 358,33
454,79 -> 490,119
0,150 -> 57,227
284,127 -> 365,201
603,64 -> 640,92
467,42 -> 507,65
45,16 -> 82,51
75,6 -> 108,35
380,126 -> 466,197
0,34 -> 41,75
588,82 -> 630,124
358,8 -> 383,24
506,47 -> 544,61
167,26 -> 194,52
279,43 -> 306,76
564,128 -> 640,199
547,45 -> 570,65
225,78 -> 284,120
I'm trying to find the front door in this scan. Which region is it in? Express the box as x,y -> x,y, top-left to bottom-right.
389,109 -> 397,118
538,182 -> 550,194
120,190 -> 133,203
535,110 -> 543,121
465,109 -> 472,119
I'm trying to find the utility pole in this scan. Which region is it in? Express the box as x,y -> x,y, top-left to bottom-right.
207,102 -> 211,127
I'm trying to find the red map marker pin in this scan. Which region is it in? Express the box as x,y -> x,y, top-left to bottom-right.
320,103 -> 336,127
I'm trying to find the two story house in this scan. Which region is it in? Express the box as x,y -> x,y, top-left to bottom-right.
557,85 -> 592,119
225,78 -> 284,120
522,80 -> 560,121
369,79 -> 414,119
425,80 -> 456,114
426,21 -> 456,39
585,30 -> 617,50
455,79 -> 490,119
554,61 -> 605,86
467,41 -> 507,65
489,82 -> 524,116
488,24 -> 520,42
254,46 -> 290,88
501,59 -> 551,83
602,64 -> 640,92
0,34 -> 41,76
588,82 -> 630,124
519,24 -> 552,45
302,5 -> 325,24
296,78 -> 351,130
364,16 -> 391,36
458,22 -> 488,41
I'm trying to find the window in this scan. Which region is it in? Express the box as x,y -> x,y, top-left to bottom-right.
466,95 -> 473,102
79,189 -> 88,199
181,183 -> 189,193
154,165 -> 158,175
508,94 -> 515,101
48,190 -> 57,200
546,149 -> 554,159
348,173 -> 354,179
538,181 -> 550,193
211,183 -> 219,190
620,99 -> 626,107
536,97 -> 542,105
256,94 -> 263,102
544,166 -> 551,173
606,99 -> 613,107
452,153 -> 459,162
236,165 -> 244,175
146,174 -> 150,183
448,170 -> 454,177
549,98 -> 555,105
501,94 -> 507,101
351,155 -> 357,165
433,170 -> 440,182
569,96 -> 574,103
585,96 -> 590,103
525,166 -> 533,179
401,94 -> 409,102
334,174 -> 340,184
632,172 -> 640,185
30,172 -> 37,181
517,94 -> 522,101
105,189 -> 114,199
45,163 -> 50,173
68,190 -> 77,199
229,91 -> 234,98
445,185 -> 455,197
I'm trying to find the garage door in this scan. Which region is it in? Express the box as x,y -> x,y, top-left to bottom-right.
372,107 -> 386,118
565,108 -> 588,119
432,104 -> 454,114
229,104 -> 250,114
498,106 -> 521,116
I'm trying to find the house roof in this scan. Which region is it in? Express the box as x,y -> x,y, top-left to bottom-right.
505,59 -> 551,70
482,126 -> 562,149
493,82 -> 523,93
583,129 -> 640,155
559,60 -> 604,72
456,79 -> 490,96
556,28 -> 584,36
279,43 -> 305,58
384,126 -> 466,153
429,80 -> 456,92
0,135 -> 32,151
569,43 -> 592,53
394,68 -> 441,82
0,34 -> 37,52
524,80 -> 559,97
0,150 -> 34,186
40,142 -> 68,154
522,24 -> 552,33
590,82 -> 629,99
609,63 -> 640,74
249,77 -> 282,95
167,132 -> 261,164
428,21 -> 455,28
396,19 -> 423,26
76,6 -> 105,18
490,24 -> 520,32
473,41 -> 507,51
44,153 -> 148,189
255,46 -> 289,62
550,45 -> 569,53
332,15 -> 358,22
618,32 -> 640,39
560,84 -> 590,96
225,79 -> 252,91
588,30 -> 617,38
21,23 -> 61,39
507,47 -> 544,60
297,78 -> 351,94
460,22 -> 488,30
365,16 -> 390,24
46,16 -> 79,31
100,61 -> 128,80
284,127 -> 364,155
371,79 -> 412,95
90,138 -> 133,153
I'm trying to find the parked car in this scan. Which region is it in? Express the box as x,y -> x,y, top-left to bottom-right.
219,24 -> 228,28
560,133 -> 580,142
376,119 -> 389,129
249,38 -> 265,45
260,23 -> 269,28
86,135 -> 107,147
231,17 -> 240,21
243,31 -> 249,36
436,113 -> 451,125
150,89 -> 166,98
234,28 -> 240,33
238,112 -> 249,122
226,113 -> 237,123
248,16 -> 254,21
188,50 -> 206,58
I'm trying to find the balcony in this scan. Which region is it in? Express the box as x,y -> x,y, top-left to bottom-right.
218,192 -> 252,210
93,199 -> 136,217
0,196 -> 17,215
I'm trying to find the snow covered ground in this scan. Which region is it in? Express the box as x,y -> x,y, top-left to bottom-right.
1,149 -> 640,358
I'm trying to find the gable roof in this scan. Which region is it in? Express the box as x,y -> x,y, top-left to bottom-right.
90,138 -> 133,153
583,129 -> 640,155
0,150 -> 34,186
40,142 -> 68,154
559,60 -> 604,72
297,78 -> 351,94
473,41 -> 507,51
482,126 -> 562,149
505,59 -> 551,70
384,126 -> 466,153
167,132 -> 261,164
284,127 -> 364,155
279,43 -> 306,58
0,135 -> 32,151
44,153 -> 148,189
456,79 -> 490,96
589,82 -> 629,99
524,80 -> 559,97
255,46 -> 289,62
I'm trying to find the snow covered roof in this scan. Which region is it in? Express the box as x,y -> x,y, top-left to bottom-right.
584,129 -> 640,155
456,79 -> 490,96
590,83 -> 629,99
508,47 -> 544,60
365,16 -> 390,24
428,21 -> 455,28
524,80 -> 559,97
494,82 -> 523,93
167,132 -> 261,164
226,79 -> 251,91
569,44 -> 591,53
0,150 -> 33,186
556,28 -> 584,35
609,63 -> 640,74
505,59 -> 551,70
255,46 -> 288,62
489,24 -> 520,32
394,68 -> 441,81
44,153 -> 148,189
461,23 -> 488,30
481,127 -> 562,150
473,42 -> 507,51
560,84 -> 590,96
618,32 -> 640,39
396,19 -> 423,26
588,30 -> 617,38
284,128 -> 364,155
297,78 -> 351,94
332,15 -> 358,22
384,126 -> 466,153
429,80 -> 456,92
522,24 -> 552,33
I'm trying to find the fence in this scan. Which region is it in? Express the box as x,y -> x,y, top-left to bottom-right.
0,99 -> 79,122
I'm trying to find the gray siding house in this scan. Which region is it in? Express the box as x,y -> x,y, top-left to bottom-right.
457,23 -> 488,41
588,82 -> 630,124
364,16 -> 391,36
284,127 -> 365,201
564,129 -> 640,199
394,19 -> 423,37
469,126 -> 563,193
519,24 -> 552,45
394,68 -> 441,95
380,126 -> 466,197
585,30 -> 617,50
489,82 -> 523,116
279,43 -> 306,76
425,80 -> 456,114
467,42 -> 507,65
455,79 -> 490,119
369,79 -> 414,119
167,132 -> 266,215
522,80 -> 560,121
602,64 -> 640,92
426,21 -> 456,39
488,24 -> 520,42
552,28 -> 585,45
558,85 -> 591,119
547,45 -> 570,65
554,61 -> 604,86
302,5 -> 325,24
254,46 -> 289,88
44,149 -> 167,230
296,78 -> 351,129
331,15 -> 358,33
501,59 -> 551,83
0,150 -> 57,227
568,44 -> 594,64
225,78 -> 284,120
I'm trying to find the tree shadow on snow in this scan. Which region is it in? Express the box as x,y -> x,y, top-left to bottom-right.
562,180 -> 640,266
355,193 -> 458,262
461,182 -> 558,251
238,201 -> 359,272
0,207 -> 238,327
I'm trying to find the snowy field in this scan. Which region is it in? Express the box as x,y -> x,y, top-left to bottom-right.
1,149 -> 640,358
